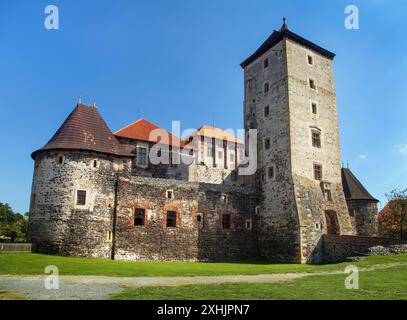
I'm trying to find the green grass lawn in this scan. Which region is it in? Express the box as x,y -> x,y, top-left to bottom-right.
111,265 -> 407,300
1,253 -> 407,277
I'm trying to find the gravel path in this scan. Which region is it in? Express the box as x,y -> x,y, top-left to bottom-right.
1,262 -> 406,300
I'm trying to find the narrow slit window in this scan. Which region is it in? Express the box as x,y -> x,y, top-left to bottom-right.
312,103 -> 317,114
264,82 -> 270,94
264,105 -> 270,117
309,79 -> 316,90
308,55 -> 314,65
263,58 -> 269,69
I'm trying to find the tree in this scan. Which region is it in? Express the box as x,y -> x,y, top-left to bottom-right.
378,189 -> 407,240
0,203 -> 28,242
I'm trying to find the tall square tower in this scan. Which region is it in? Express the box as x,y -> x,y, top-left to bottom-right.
241,20 -> 355,263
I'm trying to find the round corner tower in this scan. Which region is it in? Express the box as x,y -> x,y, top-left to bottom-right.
28,103 -> 132,258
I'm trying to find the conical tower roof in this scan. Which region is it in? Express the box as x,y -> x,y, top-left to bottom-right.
341,168 -> 378,202
32,103 -> 132,158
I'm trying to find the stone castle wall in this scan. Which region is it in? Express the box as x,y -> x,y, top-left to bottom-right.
115,177 -> 258,261
28,150 -> 131,258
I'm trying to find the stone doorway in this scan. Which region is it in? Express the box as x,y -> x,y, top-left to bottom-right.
325,210 -> 340,235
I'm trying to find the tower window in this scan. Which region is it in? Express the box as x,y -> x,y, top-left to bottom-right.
134,208 -> 145,226
264,105 -> 270,117
166,190 -> 174,199
57,155 -> 64,165
245,219 -> 252,230
264,82 -> 270,94
137,147 -> 148,166
230,170 -> 237,181
312,131 -> 321,148
218,151 -> 223,159
222,214 -> 231,230
263,58 -> 269,69
312,103 -> 318,114
264,138 -> 271,150
229,153 -> 235,163
314,164 -> 322,181
76,190 -> 87,206
268,166 -> 275,179
309,79 -> 316,90
307,55 -> 314,65
92,160 -> 100,168
166,211 -> 177,228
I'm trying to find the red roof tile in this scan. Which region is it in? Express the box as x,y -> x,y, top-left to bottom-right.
114,118 -> 185,147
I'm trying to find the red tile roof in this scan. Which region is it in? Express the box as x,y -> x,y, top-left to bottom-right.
32,103 -> 132,158
188,125 -> 244,144
114,118 -> 185,147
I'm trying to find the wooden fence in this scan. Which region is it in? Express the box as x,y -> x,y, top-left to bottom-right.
0,243 -> 34,253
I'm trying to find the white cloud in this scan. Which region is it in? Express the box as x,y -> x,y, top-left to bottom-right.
394,144 -> 407,154
359,154 -> 367,159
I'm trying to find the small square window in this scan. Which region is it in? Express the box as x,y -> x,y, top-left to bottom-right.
314,164 -> 322,181
312,103 -> 317,114
263,58 -> 269,69
134,208 -> 145,226
264,105 -> 270,117
308,55 -> 313,65
166,190 -> 174,199
76,190 -> 87,206
264,138 -> 271,150
222,214 -> 231,230
166,211 -> 177,228
309,79 -> 316,90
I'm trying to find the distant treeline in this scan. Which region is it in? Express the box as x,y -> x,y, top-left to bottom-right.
0,203 -> 28,242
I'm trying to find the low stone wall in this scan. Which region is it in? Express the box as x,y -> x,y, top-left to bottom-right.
322,235 -> 407,263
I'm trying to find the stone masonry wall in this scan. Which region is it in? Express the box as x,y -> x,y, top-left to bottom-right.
243,40 -> 301,262
285,39 -> 355,262
114,176 -> 258,261
322,235 -> 407,263
28,150 -> 131,258
347,200 -> 378,237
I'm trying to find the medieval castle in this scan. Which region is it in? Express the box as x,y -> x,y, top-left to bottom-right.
28,22 -> 381,263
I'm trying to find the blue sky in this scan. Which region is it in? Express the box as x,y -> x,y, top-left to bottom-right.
0,0 -> 406,214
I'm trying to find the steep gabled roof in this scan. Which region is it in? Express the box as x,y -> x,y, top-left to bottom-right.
341,168 -> 378,202
188,125 -> 244,144
32,103 -> 132,158
240,21 -> 335,68
114,118 -> 185,147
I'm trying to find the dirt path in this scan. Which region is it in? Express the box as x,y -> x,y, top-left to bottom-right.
1,262 -> 406,300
